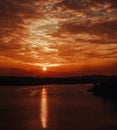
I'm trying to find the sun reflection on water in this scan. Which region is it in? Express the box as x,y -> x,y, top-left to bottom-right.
40,87 -> 48,128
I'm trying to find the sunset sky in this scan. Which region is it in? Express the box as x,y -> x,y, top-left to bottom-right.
0,0 -> 117,77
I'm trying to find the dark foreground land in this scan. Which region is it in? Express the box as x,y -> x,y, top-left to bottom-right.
0,75 -> 116,86
88,77 -> 117,99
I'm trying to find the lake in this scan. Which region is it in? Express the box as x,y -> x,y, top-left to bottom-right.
0,84 -> 117,130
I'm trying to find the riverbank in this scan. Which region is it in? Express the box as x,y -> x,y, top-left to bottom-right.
0,75 -> 116,86
88,77 -> 117,99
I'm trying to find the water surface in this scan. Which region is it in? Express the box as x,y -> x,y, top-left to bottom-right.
0,84 -> 117,130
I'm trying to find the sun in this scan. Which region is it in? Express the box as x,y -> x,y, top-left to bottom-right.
42,67 -> 47,71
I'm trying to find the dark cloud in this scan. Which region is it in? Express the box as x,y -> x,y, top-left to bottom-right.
59,0 -> 112,10
60,0 -> 88,10
55,20 -> 117,44
58,0 -> 117,20
90,0 -> 117,7
0,42 -> 22,51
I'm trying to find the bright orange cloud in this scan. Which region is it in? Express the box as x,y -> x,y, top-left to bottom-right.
0,0 -> 117,76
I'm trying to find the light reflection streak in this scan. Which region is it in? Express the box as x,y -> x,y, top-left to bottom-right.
40,87 -> 48,128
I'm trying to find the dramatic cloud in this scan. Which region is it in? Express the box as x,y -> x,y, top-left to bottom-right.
0,0 -> 117,75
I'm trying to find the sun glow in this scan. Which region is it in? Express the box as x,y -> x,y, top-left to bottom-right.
42,67 -> 47,71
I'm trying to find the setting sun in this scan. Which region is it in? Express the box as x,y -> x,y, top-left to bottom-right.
42,67 -> 47,71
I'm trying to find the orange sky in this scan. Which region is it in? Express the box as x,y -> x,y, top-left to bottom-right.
0,0 -> 117,77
